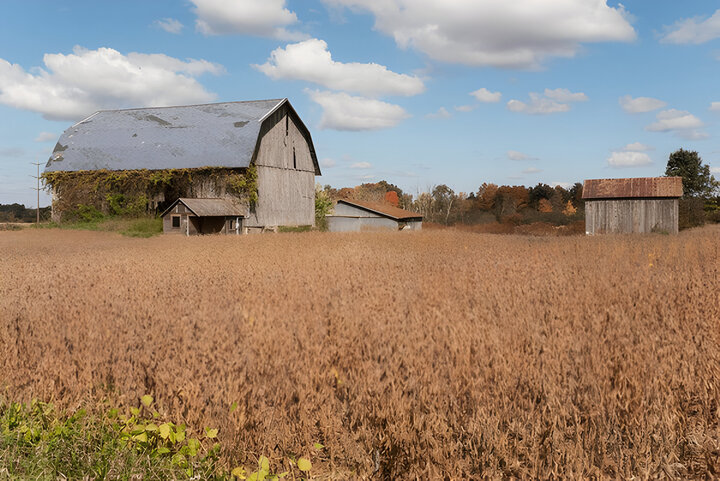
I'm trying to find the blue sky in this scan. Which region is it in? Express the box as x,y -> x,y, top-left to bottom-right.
1,0 -> 720,206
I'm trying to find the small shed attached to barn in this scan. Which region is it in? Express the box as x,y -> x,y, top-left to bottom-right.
161,198 -> 245,235
327,199 -> 423,232
582,177 -> 683,235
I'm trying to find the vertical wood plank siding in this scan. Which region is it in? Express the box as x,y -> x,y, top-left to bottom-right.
585,199 -> 679,234
245,104 -> 316,228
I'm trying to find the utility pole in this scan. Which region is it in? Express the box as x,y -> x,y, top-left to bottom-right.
30,162 -> 43,224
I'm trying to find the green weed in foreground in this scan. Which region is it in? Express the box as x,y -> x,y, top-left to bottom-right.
0,397 -> 316,481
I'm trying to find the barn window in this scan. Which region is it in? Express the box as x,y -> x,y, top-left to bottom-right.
293,148 -> 297,169
229,219 -> 234,229
172,216 -> 180,228
285,115 -> 289,136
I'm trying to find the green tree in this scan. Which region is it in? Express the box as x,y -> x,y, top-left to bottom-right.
665,149 -> 719,198
314,184 -> 333,230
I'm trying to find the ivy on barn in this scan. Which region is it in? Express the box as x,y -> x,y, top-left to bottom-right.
42,166 -> 258,221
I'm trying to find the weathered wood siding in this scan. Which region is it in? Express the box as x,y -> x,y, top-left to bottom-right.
163,203 -> 192,234
246,105 -> 316,228
585,198 -> 679,234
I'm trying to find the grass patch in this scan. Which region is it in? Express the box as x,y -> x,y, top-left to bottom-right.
277,225 -> 313,233
30,217 -> 163,238
120,218 -> 163,238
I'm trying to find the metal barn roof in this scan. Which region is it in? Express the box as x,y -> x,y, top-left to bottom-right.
45,99 -> 320,174
582,177 -> 683,199
160,198 -> 246,218
336,199 -> 423,221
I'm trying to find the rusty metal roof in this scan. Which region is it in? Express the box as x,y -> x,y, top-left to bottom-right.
44,99 -> 321,175
160,198 -> 245,217
582,177 -> 683,199
336,199 -> 423,220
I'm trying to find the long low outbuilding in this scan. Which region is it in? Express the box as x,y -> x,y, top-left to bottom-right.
161,198 -> 245,235
582,177 -> 683,234
327,199 -> 422,232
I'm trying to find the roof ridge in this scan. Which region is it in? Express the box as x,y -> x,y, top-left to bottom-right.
94,99 -> 286,114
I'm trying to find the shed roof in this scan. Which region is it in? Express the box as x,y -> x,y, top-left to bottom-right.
160,198 -> 245,217
44,98 -> 321,175
336,199 -> 423,221
582,177 -> 683,199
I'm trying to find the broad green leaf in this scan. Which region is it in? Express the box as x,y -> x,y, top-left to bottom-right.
156,447 -> 171,455
259,455 -> 270,473
297,457 -> 312,472
187,438 -> 199,457
248,473 -> 258,481
231,466 -> 247,479
130,407 -> 140,416
132,432 -> 148,443
205,427 -> 218,438
159,423 -> 171,439
230,401 -> 238,412
145,423 -> 158,432
313,442 -> 324,450
278,472 -> 288,478
141,395 -> 153,407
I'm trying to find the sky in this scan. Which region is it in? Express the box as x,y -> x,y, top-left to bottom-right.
1,0 -> 720,206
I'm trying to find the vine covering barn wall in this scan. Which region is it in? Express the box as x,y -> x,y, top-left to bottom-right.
42,166 -> 257,222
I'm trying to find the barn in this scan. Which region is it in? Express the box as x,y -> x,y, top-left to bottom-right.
327,199 -> 423,232
43,99 -> 321,231
582,177 -> 683,235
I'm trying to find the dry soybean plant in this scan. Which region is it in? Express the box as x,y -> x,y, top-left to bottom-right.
1,226 -> 719,479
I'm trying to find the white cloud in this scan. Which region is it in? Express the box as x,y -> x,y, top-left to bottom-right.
322,0 -> 635,68
425,107 -> 451,119
619,95 -> 666,113
190,0 -> 304,39
710,102 -> 720,112
551,182 -> 573,189
522,167 -> 542,174
0,46 -> 222,121
454,105 -> 475,112
254,39 -> 424,97
607,151 -> 652,168
622,142 -> 653,152
507,88 -> 586,115
320,158 -> 336,168
711,166 -> 720,174
645,109 -> 707,139
507,150 -> 537,161
470,88 -> 501,103
543,88 -> 588,103
350,161 -> 372,169
155,18 -> 184,34
34,132 -> 56,142
661,9 -> 720,44
306,90 -> 410,131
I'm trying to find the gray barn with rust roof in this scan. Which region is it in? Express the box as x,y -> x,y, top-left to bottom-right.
44,99 -> 321,231
582,177 -> 683,235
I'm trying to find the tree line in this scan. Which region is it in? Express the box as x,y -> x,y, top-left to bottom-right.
318,149 -> 720,228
